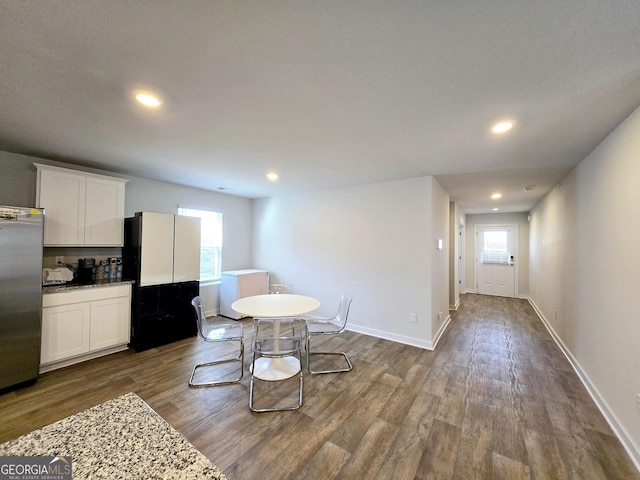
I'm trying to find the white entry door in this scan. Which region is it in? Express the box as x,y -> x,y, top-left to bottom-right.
475,225 -> 517,297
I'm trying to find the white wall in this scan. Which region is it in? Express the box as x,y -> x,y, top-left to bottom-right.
464,212 -> 530,297
0,151 -> 39,207
252,176 -> 450,349
431,179 -> 450,340
0,151 -> 254,315
529,104 -> 640,467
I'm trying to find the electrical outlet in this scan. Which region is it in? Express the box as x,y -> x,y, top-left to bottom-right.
55,256 -> 64,265
409,313 -> 417,323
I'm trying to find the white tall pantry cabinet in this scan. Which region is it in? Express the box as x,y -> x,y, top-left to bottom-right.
132,212 -> 201,286
220,269 -> 269,319
173,215 -> 202,283
123,212 -> 201,351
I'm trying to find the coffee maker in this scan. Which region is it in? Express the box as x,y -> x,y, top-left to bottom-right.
77,258 -> 95,284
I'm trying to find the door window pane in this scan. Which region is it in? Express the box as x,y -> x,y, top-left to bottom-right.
482,230 -> 509,264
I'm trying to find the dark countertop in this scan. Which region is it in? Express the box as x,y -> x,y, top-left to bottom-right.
42,280 -> 135,294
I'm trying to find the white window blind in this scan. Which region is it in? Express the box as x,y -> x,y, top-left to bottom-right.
178,207 -> 223,282
481,230 -> 509,264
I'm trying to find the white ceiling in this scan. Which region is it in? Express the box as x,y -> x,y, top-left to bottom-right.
1,1 -> 639,214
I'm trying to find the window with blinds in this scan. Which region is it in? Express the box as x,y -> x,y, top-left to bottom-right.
481,230 -> 510,264
178,207 -> 223,282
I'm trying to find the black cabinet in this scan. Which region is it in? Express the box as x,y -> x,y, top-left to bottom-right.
130,280 -> 199,351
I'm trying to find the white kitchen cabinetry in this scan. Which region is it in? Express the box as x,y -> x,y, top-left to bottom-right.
89,295 -> 131,350
35,163 -> 127,246
41,302 -> 91,364
138,212 -> 174,286
220,269 -> 269,319
127,212 -> 201,287
40,284 -> 132,372
173,214 -> 201,283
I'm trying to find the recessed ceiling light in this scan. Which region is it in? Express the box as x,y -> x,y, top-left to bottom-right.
491,193 -> 502,199
266,172 -> 279,181
492,208 -> 500,211
491,121 -> 513,134
133,89 -> 162,107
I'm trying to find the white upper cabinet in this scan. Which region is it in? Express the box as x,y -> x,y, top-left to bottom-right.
85,176 -> 126,245
36,166 -> 86,245
134,212 -> 201,287
35,163 -> 127,246
139,212 -> 175,286
173,215 -> 201,283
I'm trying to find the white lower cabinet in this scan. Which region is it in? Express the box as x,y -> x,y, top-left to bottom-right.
89,296 -> 130,351
41,302 -> 91,363
40,284 -> 131,372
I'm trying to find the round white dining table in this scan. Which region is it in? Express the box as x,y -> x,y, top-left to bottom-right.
231,294 -> 320,381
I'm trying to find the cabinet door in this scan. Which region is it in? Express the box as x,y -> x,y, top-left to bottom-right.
173,215 -> 201,283
38,168 -> 86,246
41,303 -> 91,364
90,296 -> 131,350
140,212 -> 175,286
85,176 -> 126,246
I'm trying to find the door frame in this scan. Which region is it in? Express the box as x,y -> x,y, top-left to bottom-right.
474,223 -> 518,297
458,223 -> 465,296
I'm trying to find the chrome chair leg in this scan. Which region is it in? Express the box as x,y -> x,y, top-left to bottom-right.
249,348 -> 303,413
303,293 -> 354,375
189,296 -> 245,387
249,318 -> 304,412
306,333 -> 353,375
189,339 -> 244,387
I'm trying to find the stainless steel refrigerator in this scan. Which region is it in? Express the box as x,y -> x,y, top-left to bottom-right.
0,206 -> 44,390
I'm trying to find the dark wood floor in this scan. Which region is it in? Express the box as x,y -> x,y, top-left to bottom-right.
1,294 -> 638,479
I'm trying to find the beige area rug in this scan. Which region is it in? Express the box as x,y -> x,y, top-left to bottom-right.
0,392 -> 228,480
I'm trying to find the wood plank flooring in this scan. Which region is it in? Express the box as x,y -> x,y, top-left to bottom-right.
1,294 -> 638,479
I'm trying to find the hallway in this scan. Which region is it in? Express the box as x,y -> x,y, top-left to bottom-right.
437,294 -> 638,479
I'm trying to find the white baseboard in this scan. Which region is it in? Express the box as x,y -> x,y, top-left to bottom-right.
527,297 -> 640,473
431,313 -> 452,350
347,313 -> 453,351
39,344 -> 129,374
347,325 -> 433,350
